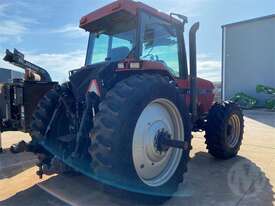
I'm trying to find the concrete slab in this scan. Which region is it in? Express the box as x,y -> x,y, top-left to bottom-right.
0,110 -> 274,206
0,131 -> 31,149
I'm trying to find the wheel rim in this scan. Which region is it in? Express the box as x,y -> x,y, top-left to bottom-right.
226,114 -> 241,148
132,98 -> 184,187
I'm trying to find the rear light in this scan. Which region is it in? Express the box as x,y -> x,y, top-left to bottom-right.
130,62 -> 140,69
117,63 -> 125,69
117,62 -> 141,70
87,79 -> 100,96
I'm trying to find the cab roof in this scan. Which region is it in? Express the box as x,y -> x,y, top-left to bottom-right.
79,0 -> 182,31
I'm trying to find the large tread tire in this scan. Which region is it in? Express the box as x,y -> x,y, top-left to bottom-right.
205,101 -> 244,159
30,87 -> 75,174
89,73 -> 191,201
30,89 -> 59,143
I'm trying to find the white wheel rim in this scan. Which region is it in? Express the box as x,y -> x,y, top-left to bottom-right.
226,114 -> 241,148
132,98 -> 184,187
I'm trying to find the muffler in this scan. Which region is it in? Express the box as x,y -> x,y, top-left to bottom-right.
189,22 -> 200,122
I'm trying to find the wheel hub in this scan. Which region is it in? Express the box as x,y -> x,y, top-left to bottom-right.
154,129 -> 172,153
132,98 -> 184,187
144,121 -> 170,164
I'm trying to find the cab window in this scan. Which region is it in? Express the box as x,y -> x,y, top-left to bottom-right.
140,12 -> 180,77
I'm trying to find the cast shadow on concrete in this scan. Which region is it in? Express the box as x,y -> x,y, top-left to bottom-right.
0,152 -> 274,206
244,109 -> 275,128
0,150 -> 37,180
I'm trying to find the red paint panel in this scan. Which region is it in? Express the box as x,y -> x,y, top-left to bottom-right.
141,61 -> 166,70
80,1 -> 124,28
115,60 -> 174,77
80,0 -> 181,30
177,78 -> 215,113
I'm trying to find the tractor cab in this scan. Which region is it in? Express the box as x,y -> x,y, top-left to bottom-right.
81,0 -> 187,79
79,0 -> 214,115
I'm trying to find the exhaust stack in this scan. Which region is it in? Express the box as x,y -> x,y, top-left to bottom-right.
189,22 -> 200,122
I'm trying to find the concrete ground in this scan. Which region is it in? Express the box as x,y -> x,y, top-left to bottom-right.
0,110 -> 274,206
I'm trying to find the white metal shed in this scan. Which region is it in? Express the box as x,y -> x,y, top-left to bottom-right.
222,14 -> 275,104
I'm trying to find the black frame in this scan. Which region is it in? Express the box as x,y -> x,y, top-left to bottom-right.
0,80 -> 57,132
85,33 -> 95,66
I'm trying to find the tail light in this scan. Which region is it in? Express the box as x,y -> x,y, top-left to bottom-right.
117,62 -> 141,70
117,63 -> 125,69
129,62 -> 141,69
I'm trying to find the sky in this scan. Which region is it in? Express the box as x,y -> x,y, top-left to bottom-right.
0,0 -> 274,82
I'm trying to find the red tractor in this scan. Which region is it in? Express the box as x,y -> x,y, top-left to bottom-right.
28,0 -> 244,201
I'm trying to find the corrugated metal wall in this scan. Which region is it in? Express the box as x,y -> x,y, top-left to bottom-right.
222,15 -> 275,104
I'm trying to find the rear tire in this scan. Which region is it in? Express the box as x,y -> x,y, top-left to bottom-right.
30,89 -> 59,144
30,87 -> 75,174
205,102 -> 244,159
89,73 -> 191,201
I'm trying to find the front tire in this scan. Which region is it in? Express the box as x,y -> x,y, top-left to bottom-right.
89,74 -> 191,200
205,102 -> 244,159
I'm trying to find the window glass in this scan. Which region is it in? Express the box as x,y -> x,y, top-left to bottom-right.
112,31 -> 133,50
86,30 -> 135,65
92,34 -> 109,64
140,13 -> 180,77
